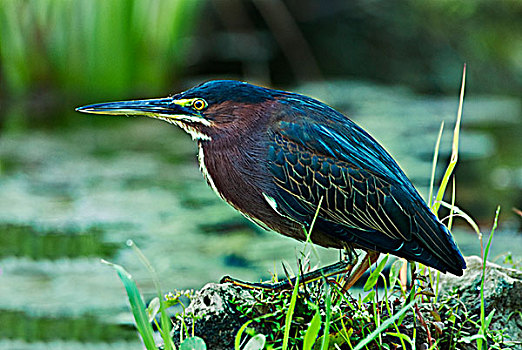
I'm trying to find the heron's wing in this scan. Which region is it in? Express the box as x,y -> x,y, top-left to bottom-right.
266,120 -> 465,274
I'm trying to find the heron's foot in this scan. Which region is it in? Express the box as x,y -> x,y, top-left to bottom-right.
220,259 -> 357,291
220,275 -> 299,290
341,250 -> 380,292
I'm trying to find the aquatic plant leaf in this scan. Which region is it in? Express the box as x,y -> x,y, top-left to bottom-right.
388,259 -> 403,291
147,297 -> 160,323
180,336 -> 207,350
362,290 -> 376,303
242,334 -> 266,350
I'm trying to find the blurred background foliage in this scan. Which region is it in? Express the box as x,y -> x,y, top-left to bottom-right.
1,0 -> 521,111
0,0 -> 521,348
0,0 -> 198,98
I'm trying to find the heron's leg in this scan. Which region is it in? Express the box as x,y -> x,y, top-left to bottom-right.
340,250 -> 380,293
221,254 -> 357,291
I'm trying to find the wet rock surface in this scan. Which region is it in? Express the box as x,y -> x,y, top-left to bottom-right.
439,255 -> 522,343
171,283 -> 258,349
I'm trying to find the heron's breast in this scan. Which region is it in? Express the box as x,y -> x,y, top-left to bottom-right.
197,142 -> 298,233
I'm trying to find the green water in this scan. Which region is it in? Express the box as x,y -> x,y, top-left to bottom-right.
0,80 -> 520,348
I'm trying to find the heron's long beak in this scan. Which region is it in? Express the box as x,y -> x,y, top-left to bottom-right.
76,97 -> 210,126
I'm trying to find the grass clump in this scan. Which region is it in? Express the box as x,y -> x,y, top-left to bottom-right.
228,268 -> 419,349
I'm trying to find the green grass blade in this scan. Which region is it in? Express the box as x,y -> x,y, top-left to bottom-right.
388,259 -> 403,292
320,284 -> 332,350
362,290 -> 376,303
483,206 -> 500,265
385,332 -> 414,348
303,309 -> 321,350
235,312 -> 278,349
363,254 -> 388,292
484,309 -> 496,330
128,240 -> 174,350
433,64 -> 466,215
438,201 -> 481,237
307,195 -> 324,241
235,320 -> 254,350
101,259 -> 157,350
447,176 -> 456,230
429,121 -> 444,209
478,206 -> 500,350
282,274 -> 300,350
353,299 -> 416,350
380,274 -> 407,349
303,196 -> 324,261
146,297 -> 160,323
462,334 -> 487,343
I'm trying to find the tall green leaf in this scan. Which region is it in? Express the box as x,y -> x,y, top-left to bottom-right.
303,309 -> 321,350
101,259 -> 157,350
128,240 -> 174,350
477,206 -> 500,350
433,65 -> 466,215
364,254 -> 389,292
282,275 -> 300,350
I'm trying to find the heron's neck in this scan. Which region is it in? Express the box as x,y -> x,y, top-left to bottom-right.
197,143 -> 224,201
197,137 -> 265,207
196,140 -> 275,232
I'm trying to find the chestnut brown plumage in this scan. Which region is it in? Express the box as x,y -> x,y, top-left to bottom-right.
76,80 -> 466,289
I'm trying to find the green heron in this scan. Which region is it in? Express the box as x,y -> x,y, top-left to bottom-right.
77,80 -> 466,290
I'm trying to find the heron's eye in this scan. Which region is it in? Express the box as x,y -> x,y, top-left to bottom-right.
192,99 -> 207,111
